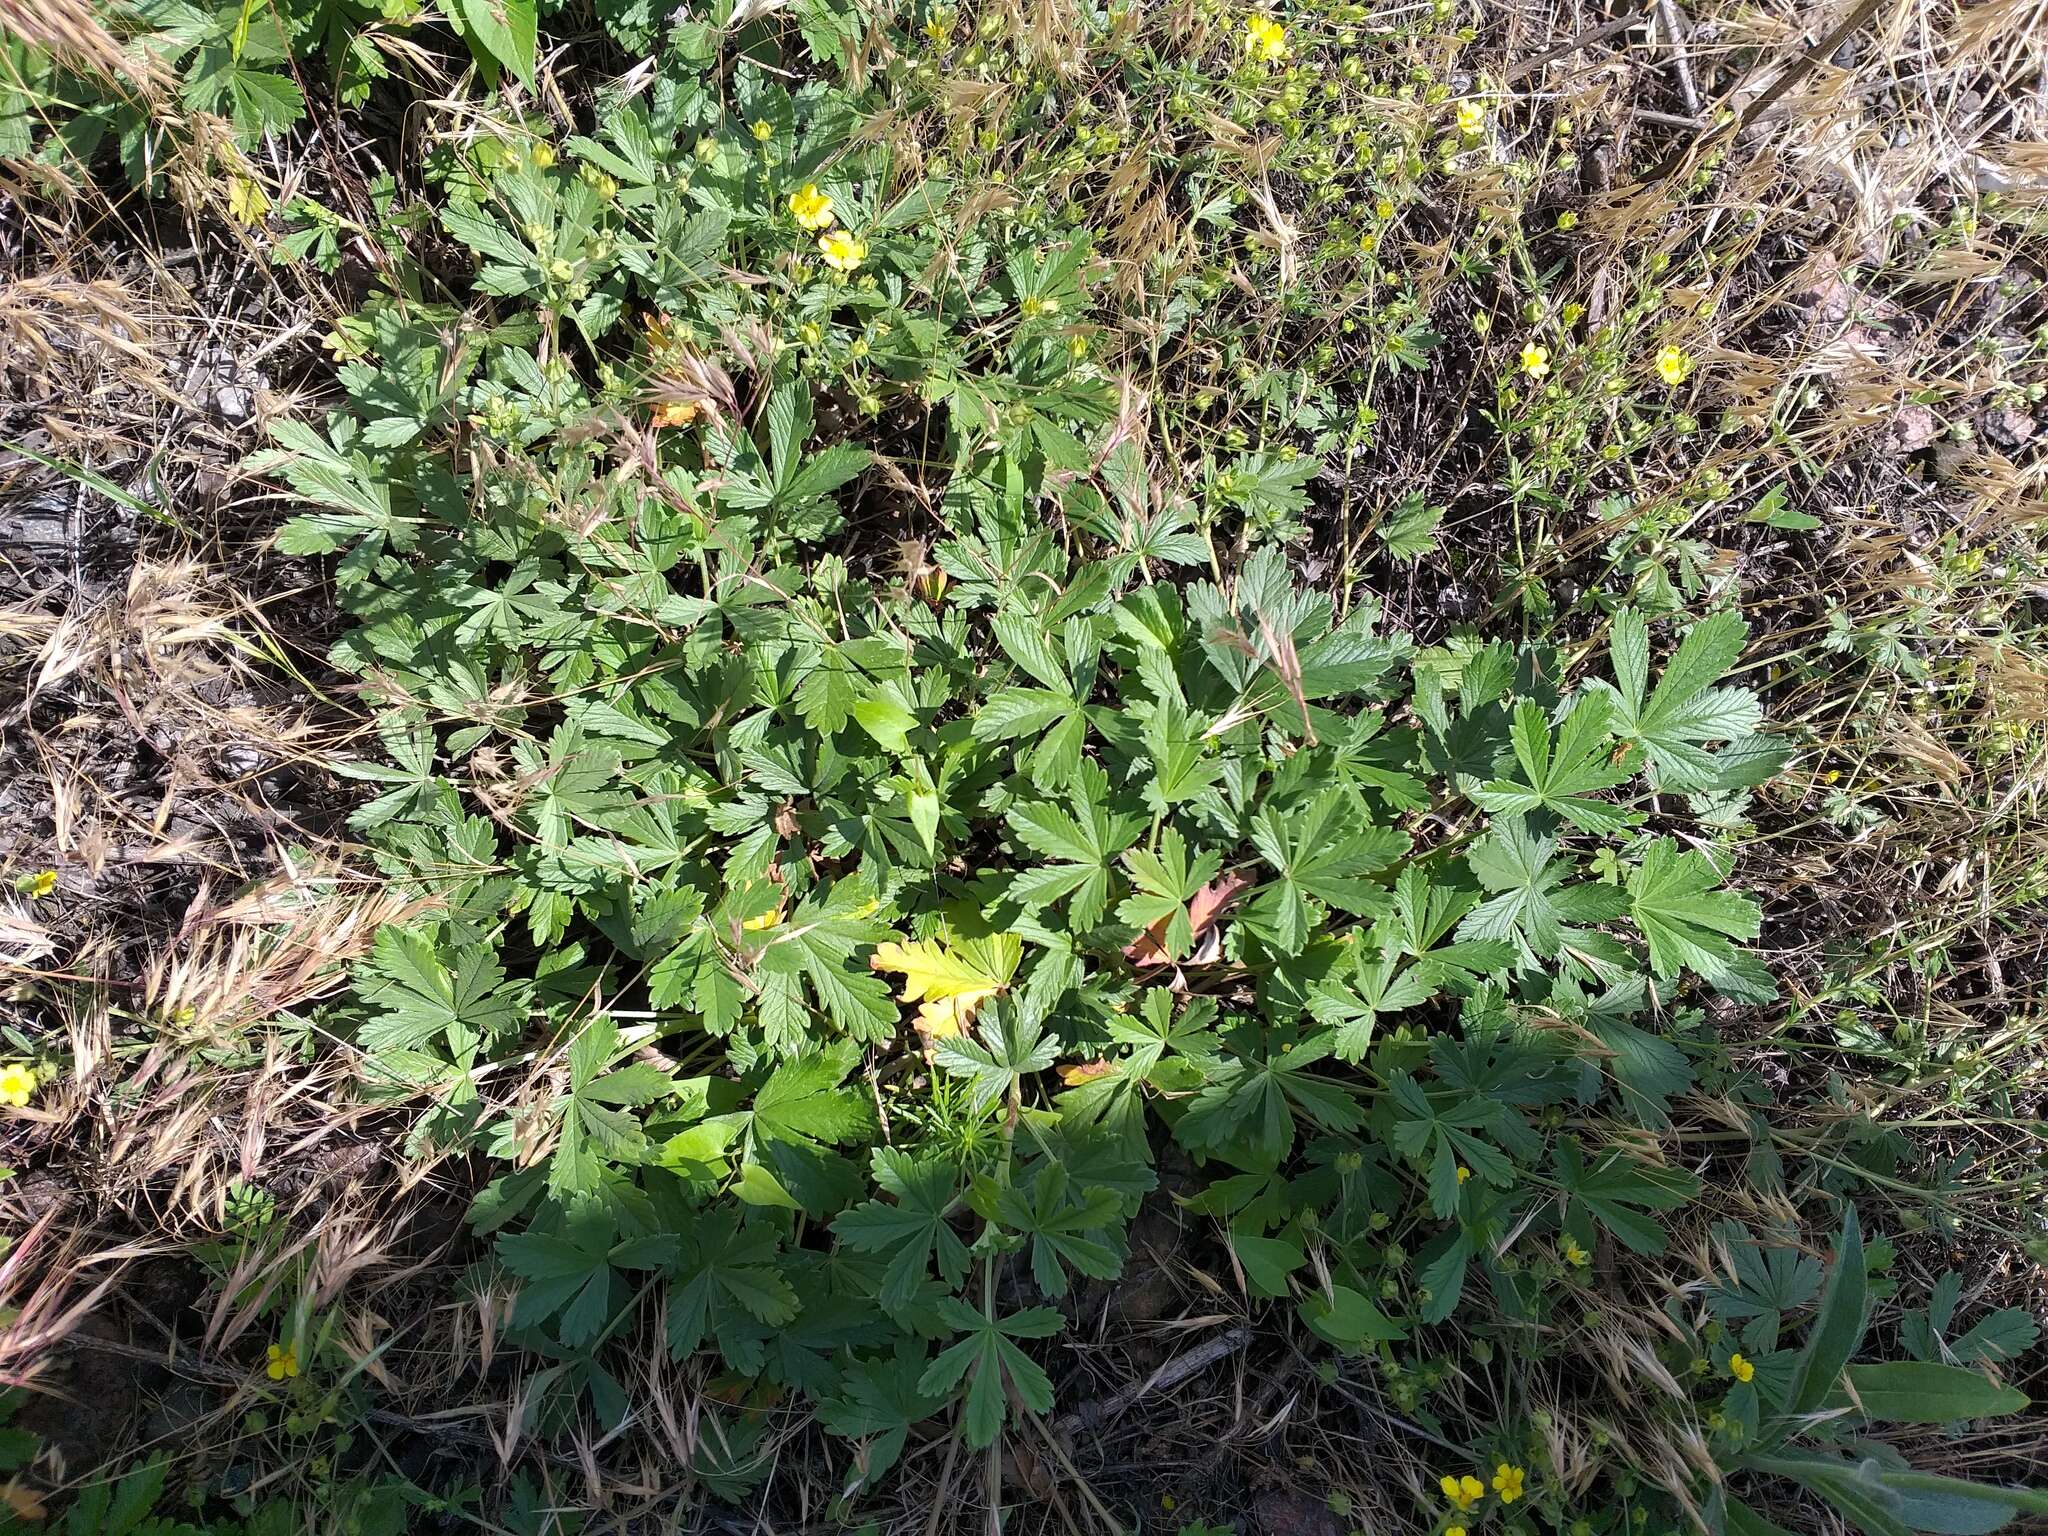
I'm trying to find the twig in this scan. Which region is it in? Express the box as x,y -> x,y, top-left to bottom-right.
923,1417 -> 965,1536
1654,0 -> 1703,118
1053,1325 -> 1251,1436
1646,0 -> 1887,181
1505,10 -> 1653,84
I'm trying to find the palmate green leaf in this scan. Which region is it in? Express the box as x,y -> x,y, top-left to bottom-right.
337,708 -> 443,830
499,1197 -> 673,1349
1901,1271 -> 2039,1367
1377,491 -> 1445,561
1248,787 -> 1410,954
1111,989 -> 1220,1072
253,417 -> 409,565
551,1015 -> 675,1196
1382,865 -> 1483,957
729,1040 -> 873,1213
358,926 -> 527,1054
917,1297 -> 1063,1448
1626,837 -> 1766,992
1708,1219 -> 1823,1351
817,1345 -> 949,1493
795,635 -> 906,736
711,1248 -> 897,1393
1476,694 -> 1642,834
831,1148 -> 970,1312
749,874 -> 898,1047
1115,826 -> 1222,960
1059,991 -> 1221,1140
1592,607 -> 1764,792
973,683 -> 1087,790
1139,693 -> 1222,808
1387,1073 -> 1514,1218
992,610 -> 1073,694
1318,708 -> 1429,809
1579,988 -> 1696,1129
1189,545 -> 1409,715
664,1207 -> 799,1360
648,925 -> 746,1036
1006,760 -> 1144,930
969,1158 -> 1126,1297
1458,815 -> 1629,968
1212,450 -> 1316,529
1552,1137 -> 1697,1255
749,1038 -> 873,1145
933,1006 -> 1058,1114
1176,1027 -> 1363,1170
714,379 -> 871,524
1309,939 -> 1442,1063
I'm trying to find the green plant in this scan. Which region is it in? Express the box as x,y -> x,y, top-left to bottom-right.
0,0 -> 551,196
0,1445 -> 575,1536
1701,1212 -> 2043,1536
236,8 -> 1831,1509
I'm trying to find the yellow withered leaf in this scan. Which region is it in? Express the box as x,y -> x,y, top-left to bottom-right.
1,1480 -> 45,1520
869,933 -> 1020,1040
1056,1058 -> 1115,1087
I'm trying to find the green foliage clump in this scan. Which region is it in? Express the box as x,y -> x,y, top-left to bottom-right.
243,2 -> 1821,1511
195,0 -> 2040,1531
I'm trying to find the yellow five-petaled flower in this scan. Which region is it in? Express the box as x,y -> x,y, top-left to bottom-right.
265,1343 -> 299,1381
1492,1464 -> 1526,1503
1245,14 -> 1287,61
19,870 -> 56,899
788,183 -> 835,232
0,1062 -> 36,1107
1455,99 -> 1486,135
1656,343 -> 1693,384
819,229 -> 867,273
1441,1474 -> 1485,1512
1729,1352 -> 1755,1383
1520,342 -> 1551,380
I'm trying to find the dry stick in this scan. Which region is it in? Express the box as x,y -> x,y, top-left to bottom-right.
1028,1412 -> 1127,1536
1646,0 -> 1890,182
923,1421 -> 966,1536
1504,8 -> 1654,83
1654,0 -> 1703,117
1052,1324 -> 1253,1436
